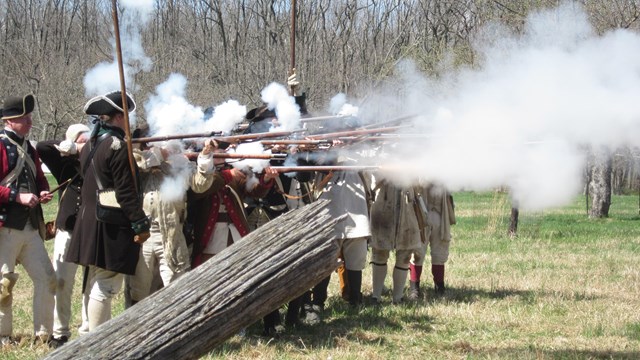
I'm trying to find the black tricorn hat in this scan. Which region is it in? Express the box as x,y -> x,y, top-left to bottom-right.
245,105 -> 276,123
1,94 -> 35,120
83,91 -> 136,116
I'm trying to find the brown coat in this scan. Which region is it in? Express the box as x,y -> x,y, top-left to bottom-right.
66,130 -> 147,275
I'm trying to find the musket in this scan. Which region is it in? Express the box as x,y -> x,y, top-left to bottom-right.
48,177 -> 73,195
336,134 -> 432,142
234,123 -> 249,132
131,131 -> 224,144
111,0 -> 137,190
300,115 -> 350,123
184,152 -> 287,160
289,0 -> 297,95
307,125 -> 409,140
213,153 -> 287,160
260,139 -> 331,146
300,113 -> 418,126
216,129 -> 306,143
271,165 -> 381,173
358,114 -> 419,129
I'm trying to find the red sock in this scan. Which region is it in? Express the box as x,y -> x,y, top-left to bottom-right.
432,264 -> 445,285
410,264 -> 422,282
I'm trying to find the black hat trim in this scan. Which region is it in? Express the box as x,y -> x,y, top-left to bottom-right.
83,91 -> 136,116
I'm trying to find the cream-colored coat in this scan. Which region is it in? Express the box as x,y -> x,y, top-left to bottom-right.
135,148 -> 214,273
316,171 -> 371,239
370,182 -> 423,251
422,183 -> 455,243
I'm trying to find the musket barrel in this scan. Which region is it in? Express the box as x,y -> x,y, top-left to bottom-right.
213,153 -> 287,160
307,125 -> 408,140
132,131 -> 223,144
260,139 -> 330,145
216,129 -> 306,142
299,115 -> 349,123
133,129 -> 306,144
357,114 -> 419,129
272,165 -> 380,173
47,177 -> 73,195
184,152 -> 286,160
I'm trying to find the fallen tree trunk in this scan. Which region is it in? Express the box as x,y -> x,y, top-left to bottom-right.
46,199 -> 340,360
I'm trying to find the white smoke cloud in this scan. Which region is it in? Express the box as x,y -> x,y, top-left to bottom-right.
83,1 -> 153,104
145,73 -> 205,136
329,93 -> 359,116
261,82 -> 301,131
205,100 -> 247,133
145,74 -> 246,140
229,142 -> 271,174
120,0 -> 154,22
159,150 -> 193,203
357,2 -> 640,210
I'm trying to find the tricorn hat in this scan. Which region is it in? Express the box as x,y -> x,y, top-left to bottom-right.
1,94 -> 35,120
245,105 -> 276,123
83,91 -> 136,116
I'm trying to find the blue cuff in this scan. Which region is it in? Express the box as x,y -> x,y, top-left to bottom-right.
131,217 -> 151,234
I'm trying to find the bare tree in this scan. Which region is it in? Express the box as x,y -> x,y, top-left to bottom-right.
588,146 -> 613,218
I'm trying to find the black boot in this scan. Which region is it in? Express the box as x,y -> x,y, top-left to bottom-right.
48,336 -> 69,349
262,309 -> 281,336
285,296 -> 303,327
408,280 -> 421,300
312,276 -> 330,307
346,270 -> 363,306
304,276 -> 330,325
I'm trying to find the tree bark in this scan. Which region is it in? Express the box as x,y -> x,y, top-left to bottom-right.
588,146 -> 612,218
45,199 -> 341,360
508,206 -> 519,237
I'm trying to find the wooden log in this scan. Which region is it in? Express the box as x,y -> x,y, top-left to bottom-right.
45,200 -> 340,360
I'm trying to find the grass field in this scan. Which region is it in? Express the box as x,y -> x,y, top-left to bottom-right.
2,182 -> 640,359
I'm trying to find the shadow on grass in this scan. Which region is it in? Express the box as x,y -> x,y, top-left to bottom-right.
418,284 -> 603,305
207,285 -> 610,358
419,284 -> 537,304
464,344 -> 640,359
208,296 -> 436,357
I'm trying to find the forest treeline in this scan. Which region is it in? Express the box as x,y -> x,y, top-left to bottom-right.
1,0 -> 639,194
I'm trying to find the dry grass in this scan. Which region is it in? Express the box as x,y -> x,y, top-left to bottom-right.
2,189 -> 640,359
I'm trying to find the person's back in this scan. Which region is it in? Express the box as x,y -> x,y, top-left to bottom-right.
65,91 -> 150,332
